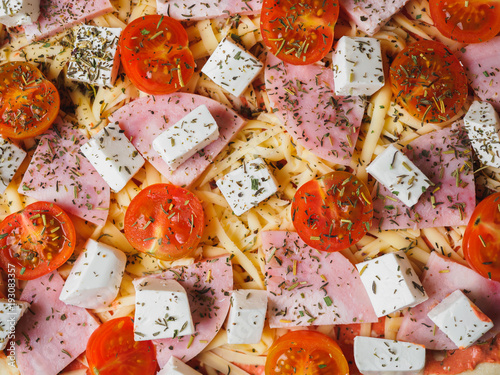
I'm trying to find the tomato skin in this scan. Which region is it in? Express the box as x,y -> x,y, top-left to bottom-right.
0,202 -> 76,280
463,192 -> 500,282
0,62 -> 60,139
292,171 -> 373,252
260,0 -> 339,65
265,330 -> 349,375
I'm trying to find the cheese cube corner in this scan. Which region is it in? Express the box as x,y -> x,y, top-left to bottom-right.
226,289 -> 267,344
0,299 -> 30,350
157,356 -> 202,375
0,136 -> 27,194
0,0 -> 40,27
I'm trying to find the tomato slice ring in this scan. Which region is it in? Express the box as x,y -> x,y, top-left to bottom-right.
0,201 -> 76,280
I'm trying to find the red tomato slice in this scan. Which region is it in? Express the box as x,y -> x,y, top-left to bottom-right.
265,330 -> 349,375
463,192 -> 500,282
430,0 -> 500,43
260,0 -> 339,65
119,15 -> 194,95
87,317 -> 158,375
124,183 -> 204,261
0,202 -> 76,280
0,62 -> 60,139
389,40 -> 467,123
292,171 -> 373,252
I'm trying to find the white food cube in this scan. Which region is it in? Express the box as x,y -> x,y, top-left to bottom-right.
201,38 -> 263,97
354,336 -> 426,375
427,289 -> 493,349
80,122 -> 145,192
153,105 -> 219,170
0,136 -> 26,194
134,278 -> 194,341
226,289 -> 267,344
356,251 -> 428,317
216,158 -> 278,216
67,25 -> 121,87
463,101 -> 500,168
157,356 -> 202,375
366,144 -> 431,207
0,299 -> 30,350
333,36 -> 385,96
0,0 -> 40,27
59,239 -> 127,309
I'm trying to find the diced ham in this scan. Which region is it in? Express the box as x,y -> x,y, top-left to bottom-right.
261,231 -> 378,328
19,118 -> 110,226
15,272 -> 100,375
157,0 -> 262,21
108,93 -> 246,188
264,54 -> 366,165
372,124 -> 475,230
397,252 -> 500,350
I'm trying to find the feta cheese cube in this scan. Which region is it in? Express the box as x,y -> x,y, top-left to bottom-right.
59,239 -> 127,309
333,36 -> 385,96
0,0 -> 40,27
201,38 -> 263,97
80,122 -> 145,192
366,144 -> 431,207
152,105 -> 219,170
134,278 -> 194,341
0,136 -> 26,194
157,356 -> 202,375
356,251 -> 428,317
427,289 -> 493,349
216,158 -> 278,216
463,101 -> 500,168
226,289 -> 267,344
0,299 -> 30,350
67,25 -> 122,87
354,336 -> 426,375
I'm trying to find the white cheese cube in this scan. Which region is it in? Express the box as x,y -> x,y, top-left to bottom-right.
427,289 -> 493,349
67,25 -> 122,87
366,144 -> 431,207
333,36 -> 385,96
201,38 -> 263,97
463,101 -> 500,168
216,158 -> 278,216
0,0 -> 40,27
226,289 -> 267,344
152,105 -> 219,170
59,239 -> 127,309
134,278 -> 194,341
157,356 -> 202,375
354,336 -> 426,375
0,299 -> 30,350
80,122 -> 145,193
356,251 -> 428,317
0,136 -> 26,194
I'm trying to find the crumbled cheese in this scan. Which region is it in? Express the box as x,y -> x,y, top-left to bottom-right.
0,136 -> 26,194
0,299 -> 30,350
0,0 -> 40,27
226,289 -> 267,344
157,356 -> 202,375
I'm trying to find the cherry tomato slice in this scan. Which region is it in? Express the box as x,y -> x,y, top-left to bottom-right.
119,15 -> 194,95
0,202 -> 76,280
390,40 -> 467,124
124,183 -> 204,261
260,0 -> 339,65
292,171 -> 373,252
87,317 -> 158,375
265,330 -> 349,375
0,62 -> 60,139
430,0 -> 500,43
463,192 -> 500,282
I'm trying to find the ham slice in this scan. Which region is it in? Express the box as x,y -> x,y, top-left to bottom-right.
108,93 -> 246,188
397,252 -> 500,350
19,118 -> 110,226
372,124 -> 475,230
261,231 -> 378,328
264,54 -> 366,165
15,272 -> 100,375
157,0 -> 262,21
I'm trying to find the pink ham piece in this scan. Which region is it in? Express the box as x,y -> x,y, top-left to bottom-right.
15,272 -> 100,375
265,54 -> 366,165
24,0 -> 113,41
372,124 -> 475,230
108,93 -> 245,188
157,0 -> 262,20
397,252 -> 500,350
261,231 -> 378,328
19,118 -> 110,225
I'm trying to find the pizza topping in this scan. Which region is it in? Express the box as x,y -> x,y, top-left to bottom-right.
226,289 -> 267,344
0,136 -> 27,194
